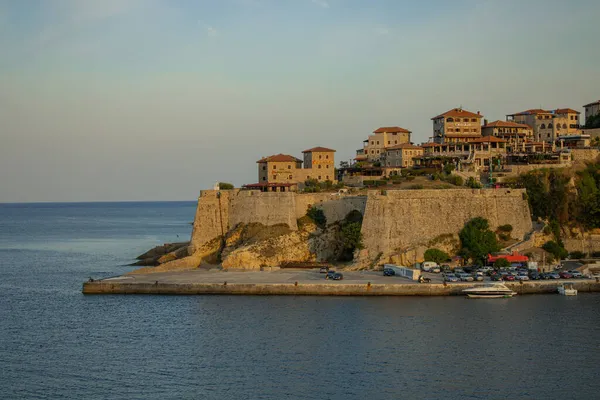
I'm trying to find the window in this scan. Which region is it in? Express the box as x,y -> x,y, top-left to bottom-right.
272,175 -> 276,179
562,124 -> 567,129
287,165 -> 291,169
394,140 -> 397,144
388,141 -> 391,145
326,176 -> 329,180
376,141 -> 380,145
540,124 -> 546,129
396,151 -> 400,156
548,123 -> 553,129
288,175 -> 292,179
471,118 -> 476,122
325,155 -> 329,159
371,150 -> 374,154
307,176 -> 311,179
318,176 -> 322,180
376,150 -> 380,154
262,166 -> 266,171
318,165 -> 322,169
319,155 -> 322,159
326,165 -> 330,168
447,118 -> 454,122
262,177 -> 266,181
371,141 -> 374,145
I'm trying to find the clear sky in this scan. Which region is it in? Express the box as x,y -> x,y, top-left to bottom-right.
1,0 -> 599,202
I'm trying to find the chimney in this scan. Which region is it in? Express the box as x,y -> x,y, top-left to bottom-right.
484,119 -> 488,126
477,111 -> 481,115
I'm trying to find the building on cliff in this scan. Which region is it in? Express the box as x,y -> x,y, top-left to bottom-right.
432,108 -> 484,144
244,147 -> 336,192
360,127 -> 412,162
384,143 -> 424,168
506,108 -> 581,143
481,120 -> 534,151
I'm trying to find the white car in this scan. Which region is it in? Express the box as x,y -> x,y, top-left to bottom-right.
458,273 -> 474,282
515,274 -> 529,281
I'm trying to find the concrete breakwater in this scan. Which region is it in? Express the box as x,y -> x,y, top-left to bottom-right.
83,279 -> 600,296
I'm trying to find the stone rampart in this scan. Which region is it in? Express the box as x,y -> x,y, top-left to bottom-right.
359,189 -> 532,264
571,148 -> 600,163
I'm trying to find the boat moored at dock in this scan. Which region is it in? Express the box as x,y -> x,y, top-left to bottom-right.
462,283 -> 517,298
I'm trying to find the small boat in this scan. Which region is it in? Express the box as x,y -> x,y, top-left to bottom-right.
557,284 -> 577,296
462,283 -> 517,298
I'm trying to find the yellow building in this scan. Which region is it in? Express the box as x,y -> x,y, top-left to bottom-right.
301,147 -> 336,182
481,120 -> 533,151
431,108 -> 483,144
506,108 -> 580,142
256,154 -> 303,185
363,126 -> 411,161
384,144 -> 424,168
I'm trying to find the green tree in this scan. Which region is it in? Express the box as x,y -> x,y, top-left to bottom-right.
341,222 -> 364,251
465,177 -> 482,189
459,217 -> 500,265
494,258 -> 511,269
424,248 -> 450,264
306,206 -> 326,228
569,251 -> 586,259
542,241 -> 568,261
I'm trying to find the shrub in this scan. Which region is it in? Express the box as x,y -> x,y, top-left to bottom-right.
218,182 -> 234,190
443,164 -> 455,175
405,176 -> 415,181
306,206 -> 326,228
542,241 -> 568,261
341,222 -> 364,251
459,217 -> 500,264
444,175 -> 464,186
465,177 -> 482,189
569,251 -> 586,259
494,258 -> 511,269
498,233 -> 510,241
424,248 -> 450,264
498,224 -> 513,232
407,184 -> 424,190
592,251 -> 600,258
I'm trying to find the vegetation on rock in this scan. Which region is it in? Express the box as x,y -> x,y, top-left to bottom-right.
306,206 -> 327,229
218,182 -> 234,190
542,240 -> 569,262
424,248 -> 450,264
337,210 -> 364,261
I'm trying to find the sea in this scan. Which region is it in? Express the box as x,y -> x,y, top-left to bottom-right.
0,201 -> 599,400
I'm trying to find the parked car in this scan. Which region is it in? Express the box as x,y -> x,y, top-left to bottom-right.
443,273 -> 459,282
568,270 -> 583,278
325,270 -> 337,279
490,274 -> 503,281
515,274 -> 529,281
473,274 -> 484,282
319,266 -> 329,273
458,273 -> 474,282
547,272 -> 561,279
559,271 -> 573,279
429,266 -> 441,273
463,266 -> 476,274
480,266 -> 493,274
440,264 -> 452,273
383,268 -> 395,276
421,261 -> 438,272
503,274 -> 516,281
332,272 -> 344,280
528,271 -> 541,280
454,268 -> 465,275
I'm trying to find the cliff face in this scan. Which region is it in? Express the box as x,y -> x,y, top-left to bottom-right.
137,188 -> 532,273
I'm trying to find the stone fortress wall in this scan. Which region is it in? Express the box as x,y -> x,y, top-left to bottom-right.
190,188 -> 532,262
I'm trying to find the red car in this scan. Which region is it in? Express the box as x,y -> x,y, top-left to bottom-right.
559,271 -> 573,279
503,274 -> 516,281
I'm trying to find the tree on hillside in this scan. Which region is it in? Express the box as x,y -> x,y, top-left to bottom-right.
459,217 -> 500,265
424,248 -> 451,264
493,258 -> 511,269
306,206 -> 326,228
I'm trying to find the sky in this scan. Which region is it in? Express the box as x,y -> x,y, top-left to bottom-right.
1,0 -> 599,202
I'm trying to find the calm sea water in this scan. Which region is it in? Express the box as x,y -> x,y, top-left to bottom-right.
1,202 -> 599,400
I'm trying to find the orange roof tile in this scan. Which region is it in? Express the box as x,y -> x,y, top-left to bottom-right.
508,109 -> 550,116
431,108 -> 482,120
302,146 -> 336,153
256,154 -> 303,163
385,143 -> 423,151
482,120 -> 531,129
373,126 -> 411,134
421,143 -> 441,147
553,108 -> 580,114
444,134 -> 482,138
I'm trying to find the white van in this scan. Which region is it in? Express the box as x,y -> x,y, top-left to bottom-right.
421,261 -> 438,272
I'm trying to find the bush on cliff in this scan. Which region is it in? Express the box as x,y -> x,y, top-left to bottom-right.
218,182 -> 234,190
465,177 -> 482,189
424,248 -> 450,264
459,217 -> 500,265
306,206 -> 326,229
542,241 -> 568,261
569,251 -> 586,259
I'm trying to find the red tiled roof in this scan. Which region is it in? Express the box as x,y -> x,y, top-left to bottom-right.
444,134 -> 483,138
385,143 -> 423,151
487,252 -> 528,263
373,126 -> 411,134
554,108 -> 580,114
256,154 -> 303,163
421,142 -> 441,147
508,108 -> 550,116
584,100 -> 600,107
302,146 -> 336,153
431,108 -> 482,120
470,136 -> 507,143
482,120 -> 531,129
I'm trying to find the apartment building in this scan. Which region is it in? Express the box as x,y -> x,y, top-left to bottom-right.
431,108 -> 483,144
363,126 -> 411,161
506,108 -> 580,142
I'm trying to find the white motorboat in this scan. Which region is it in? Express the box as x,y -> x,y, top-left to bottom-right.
462,283 -> 517,298
557,284 -> 577,296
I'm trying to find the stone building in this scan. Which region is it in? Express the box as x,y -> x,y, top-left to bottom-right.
384,144 -> 424,168
506,108 -> 580,142
248,147 -> 336,192
431,108 -> 483,144
362,126 -> 411,161
584,100 -> 600,124
481,120 -> 533,151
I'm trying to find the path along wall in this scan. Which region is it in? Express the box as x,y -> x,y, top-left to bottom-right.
359,189 -> 533,263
